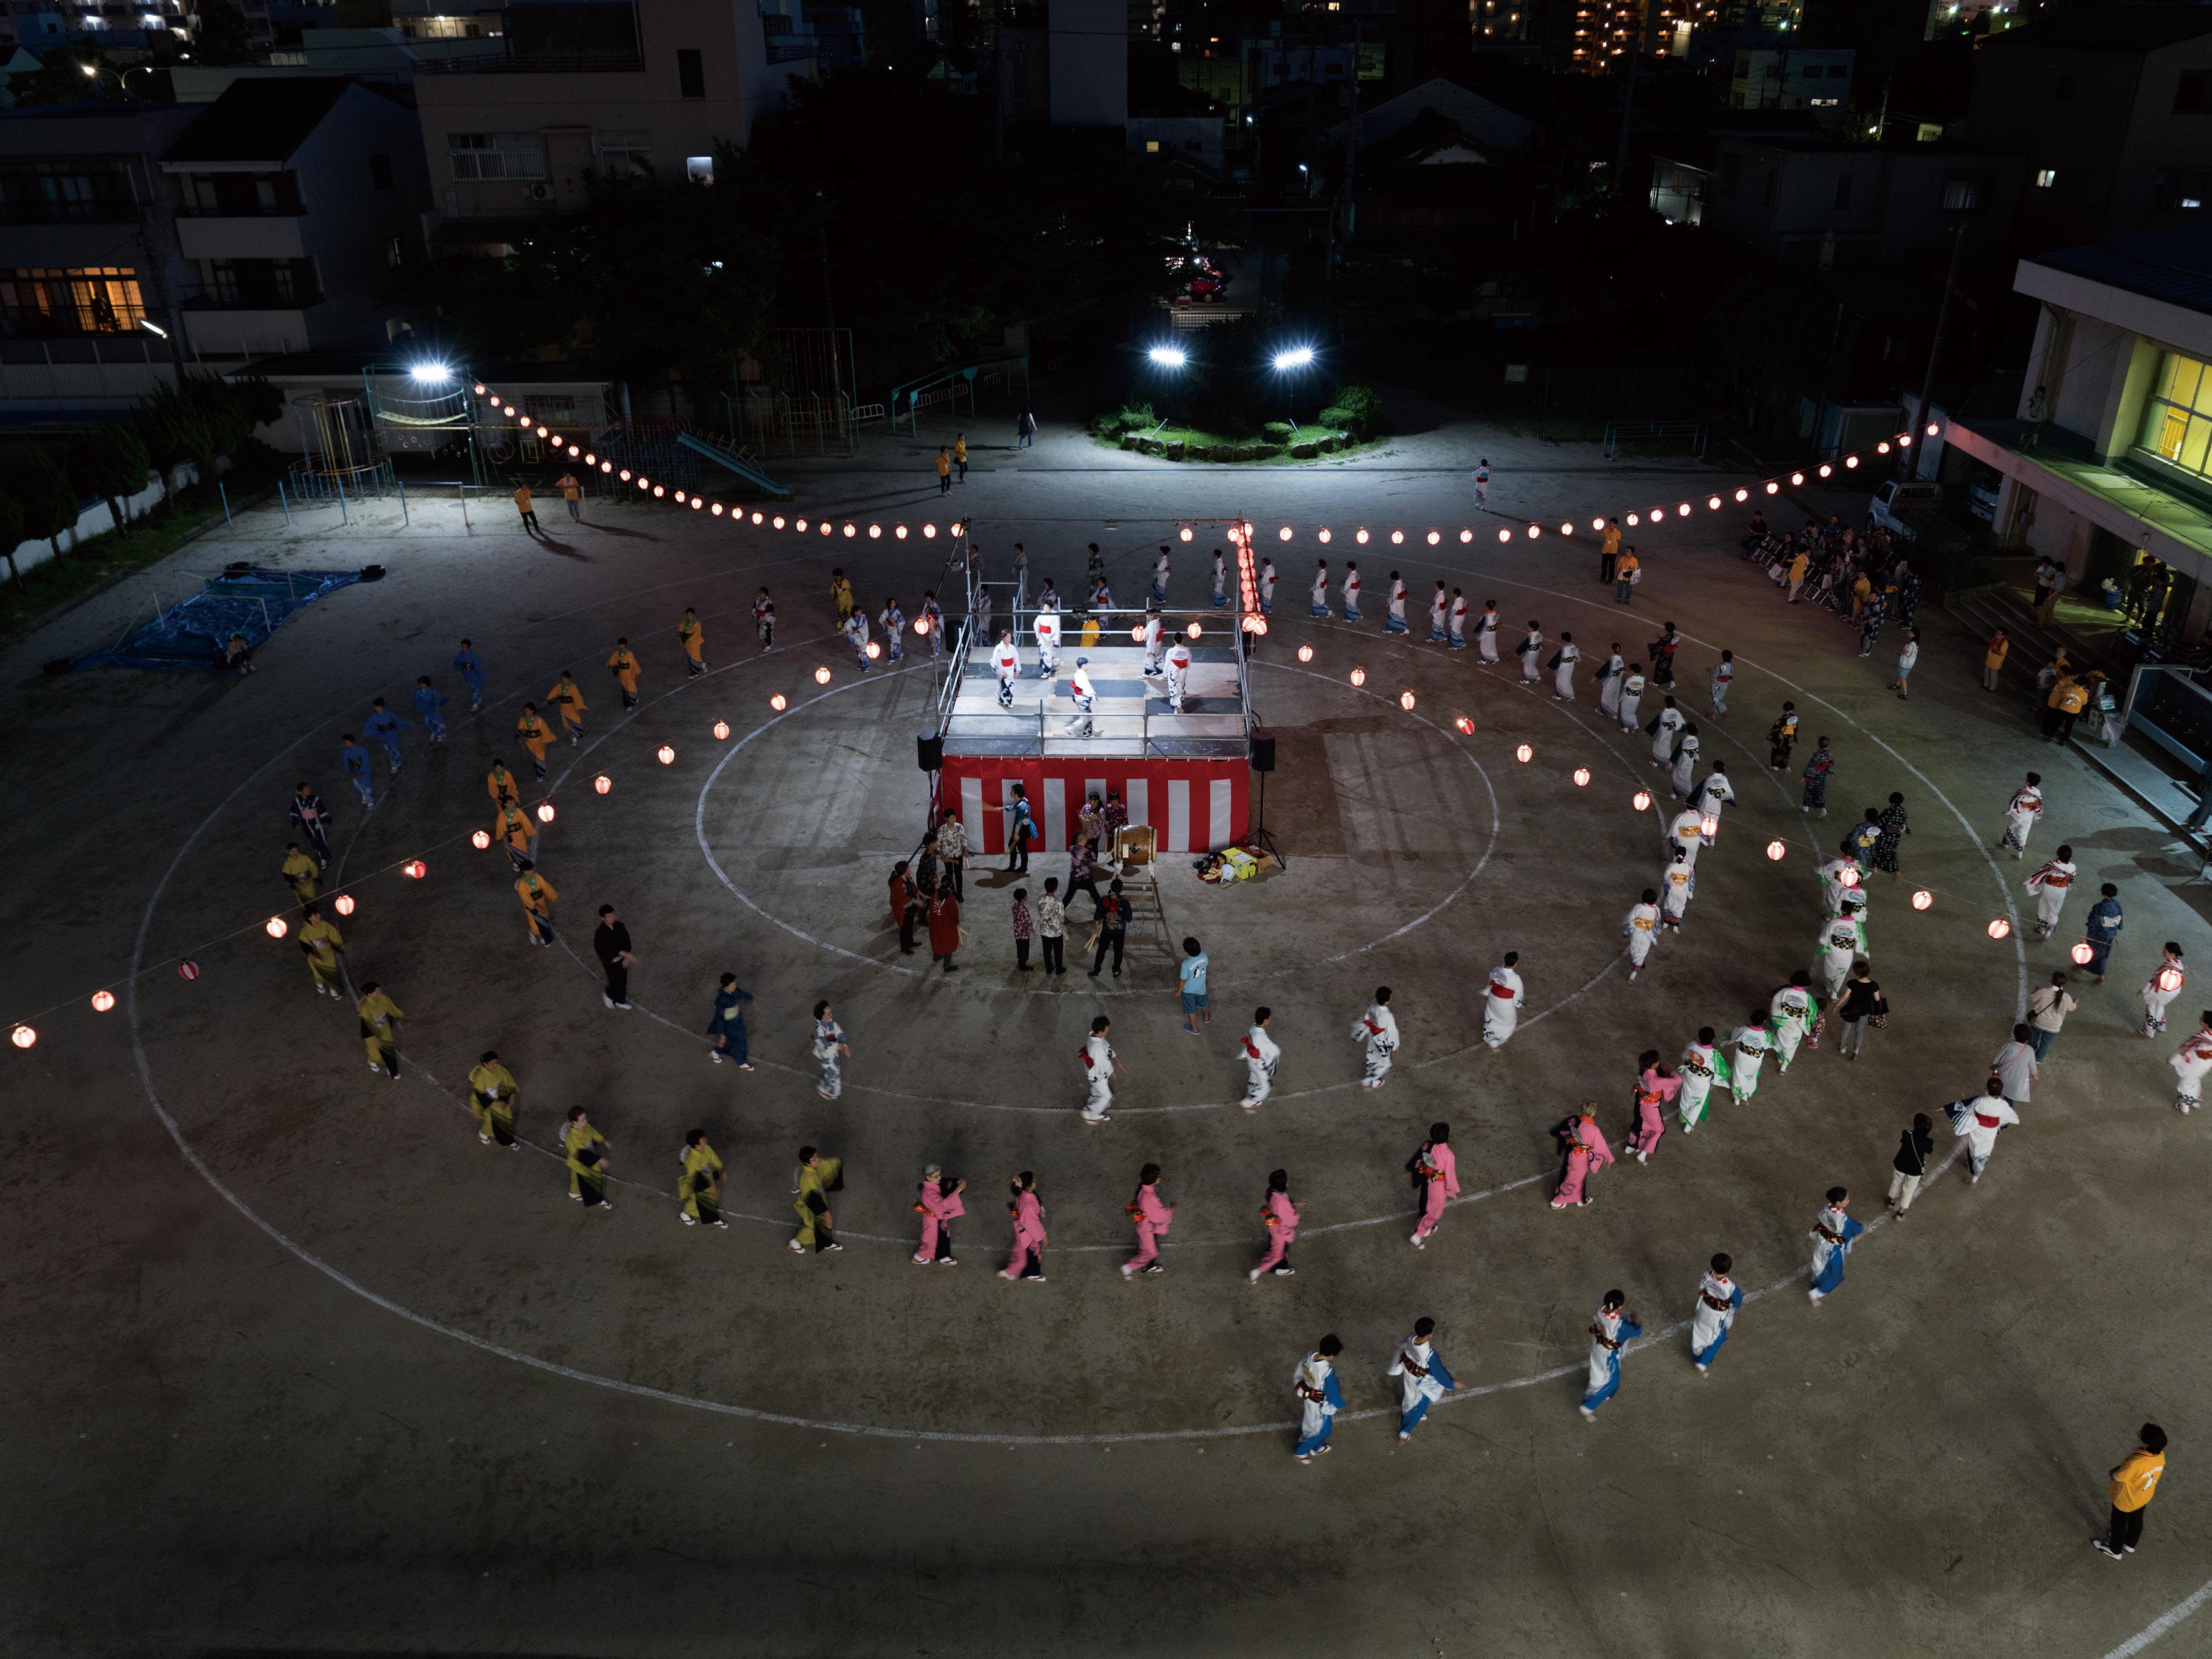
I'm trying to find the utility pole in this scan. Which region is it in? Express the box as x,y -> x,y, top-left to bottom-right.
1902,215 -> 1967,479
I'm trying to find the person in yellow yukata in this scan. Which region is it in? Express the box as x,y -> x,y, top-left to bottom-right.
356,980 -> 402,1080
280,842 -> 319,908
548,671 -> 588,744
468,1050 -> 520,1148
607,636 -> 641,711
680,1128 -> 727,1227
677,607 -> 705,678
515,703 -> 554,781
790,1145 -> 844,1253
830,568 -> 855,622
297,903 -> 345,998
514,860 -> 558,945
563,1106 -> 612,1209
486,758 -> 520,811
1079,613 -> 1101,648
496,800 -> 536,870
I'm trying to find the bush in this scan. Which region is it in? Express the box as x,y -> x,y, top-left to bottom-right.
1326,383 -> 1384,440
2,445 -> 81,557
1115,402 -> 1157,435
1262,421 -> 1293,442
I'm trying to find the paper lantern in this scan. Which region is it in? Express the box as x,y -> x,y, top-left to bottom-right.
1877,441 -> 1891,455
1515,743 -> 1533,763
1676,504 -> 1691,518
795,518 -> 807,531
1926,422 -> 1940,436
1913,890 -> 1934,912
473,382 -> 487,395
1527,524 -> 1542,539
1355,529 -> 1369,544
1426,530 -> 1441,546
1279,526 -> 1294,541
1573,767 -> 1591,787
1181,621 -> 1200,640
538,802 -> 556,822
1844,455 -> 1861,470
1819,464 -> 1833,479
712,503 -> 724,516
1317,528 -> 1332,543
1734,489 -> 1748,503
619,469 -> 632,481
333,894 -> 355,916
1790,472 -> 1805,486
1708,496 -> 1722,510
1349,667 -> 1367,687
534,425 -> 548,438
1390,530 -> 1405,544
1700,814 -> 1719,839
770,693 -> 787,711
1398,691 -> 1416,711
1297,644 -> 1314,662
913,616 -> 931,636
773,516 -> 786,529
1633,789 -> 1651,812
91,989 -> 115,1012
691,498 -> 705,511
404,859 -> 426,879
710,720 -> 730,741
1179,527 -> 1194,541
265,915 -> 288,938
893,523 -> 906,538
1839,867 -> 1861,888
1131,626 -> 1146,642
2070,942 -> 2095,965
867,641 -> 882,659
1764,482 -> 1779,495
1591,518 -> 1605,531
1247,617 -> 1269,635
1560,522 -> 1575,536
178,960 -> 199,980
1498,529 -> 1512,543
815,666 -> 832,684
657,744 -> 676,766
1626,514 -> 1640,527
1766,839 -> 1786,862
923,523 -> 938,538
471,829 -> 491,850
9,1025 -> 31,1049
2159,965 -> 2183,993
568,445 -> 581,458
1899,435 -> 1912,448
674,491 -> 688,503
1455,717 -> 1474,735
1987,918 -> 2011,940
1460,529 -> 1474,543
843,523 -> 856,537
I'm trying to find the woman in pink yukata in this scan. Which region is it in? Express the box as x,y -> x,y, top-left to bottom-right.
911,1164 -> 965,1265
998,1171 -> 1047,1282
1408,1123 -> 1460,1248
1626,1048 -> 1681,1165
1248,1168 -> 1299,1283
1121,1162 -> 1174,1278
1551,1102 -> 1615,1209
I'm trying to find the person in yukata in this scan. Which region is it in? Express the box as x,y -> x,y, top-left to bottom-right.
606,636 -> 642,711
1151,546 -> 1171,604
677,606 -> 706,677
1596,642 -> 1626,719
1708,649 -> 1734,717
1726,1009 -> 1772,1103
812,999 -> 849,1100
362,697 -> 410,774
678,1130 -> 725,1229
1551,631 -> 1580,700
999,1171 -> 1046,1282
1999,772 -> 2044,859
1385,572 -> 1408,634
1677,1028 -> 1725,1131
1659,847 -> 1696,930
1806,1186 -> 1863,1304
1551,1101 -> 1615,1209
1389,1318 -> 1457,1441
2143,943 -> 2187,1036
878,598 -> 905,663
564,1106 -> 612,1211
1249,1168 -> 1299,1282
1580,1291 -> 1642,1420
1239,1007 -> 1281,1111
1353,986 -> 1400,1088
1211,548 -> 1229,609
1669,726 -> 1701,801
1616,663 -> 1646,734
1649,697 -> 1685,769
1483,954 -> 1524,1048
452,638 -> 486,711
412,676 -> 449,743
705,973 -> 753,1068
1310,559 -> 1332,619
912,1164 -> 965,1265
1341,561 -> 1364,621
1121,1162 -> 1174,1278
1812,913 -> 1865,1000
1516,621 -> 1545,684
1292,1336 -> 1344,1462
1408,1122 -> 1460,1247
991,627 -> 1020,709
1033,606 -> 1060,679
1947,1077 -> 2020,1181
1081,1015 -> 1121,1123
1770,972 -> 1816,1072
1163,634 -> 1192,714
1259,557 -> 1278,614
1627,1051 -> 1679,1164
1428,581 -> 1448,642
2170,1012 -> 2212,1114
1475,601 -> 1500,662
1142,606 -> 1166,677
1697,762 -> 1736,829
1623,889 -> 1661,980
1689,1253 -> 1743,1375
2025,844 -> 2077,940
1063,657 -> 1096,737
1669,804 -> 1706,868
2082,884 -> 2123,983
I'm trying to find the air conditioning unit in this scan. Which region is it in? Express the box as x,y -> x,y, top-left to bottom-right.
527,182 -> 552,202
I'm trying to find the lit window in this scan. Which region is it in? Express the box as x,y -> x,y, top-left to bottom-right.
2137,351 -> 2212,481
448,134 -> 546,182
2034,168 -> 2056,188
1146,140 -> 1160,152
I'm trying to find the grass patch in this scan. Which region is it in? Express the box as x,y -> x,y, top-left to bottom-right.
1089,423 -> 1387,466
0,476 -> 265,647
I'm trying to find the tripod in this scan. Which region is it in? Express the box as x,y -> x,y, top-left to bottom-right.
1247,767 -> 1285,870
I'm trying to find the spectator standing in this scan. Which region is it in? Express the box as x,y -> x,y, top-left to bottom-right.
890,859 -> 920,955
927,882 -> 961,974
1011,887 -> 1033,972
558,470 -> 582,523
1872,792 -> 1910,879
1178,936 -> 1211,1033
593,903 -> 635,1010
1613,547 -> 1638,604
2095,1425 -> 2170,1560
1037,877 -> 1067,976
1887,1112 -> 1934,1216
1982,628 -> 2008,692
2027,972 -> 2078,1061
1089,879 -> 1129,978
935,448 -> 952,494
935,808 -> 968,900
1801,736 -> 1834,816
1017,409 -> 1037,448
953,433 -> 968,481
1600,519 -> 1620,585
1834,963 -> 1885,1060
513,483 -> 539,533
1890,630 -> 1919,699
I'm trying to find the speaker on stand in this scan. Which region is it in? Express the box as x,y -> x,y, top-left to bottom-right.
1246,727 -> 1285,869
917,731 -> 945,837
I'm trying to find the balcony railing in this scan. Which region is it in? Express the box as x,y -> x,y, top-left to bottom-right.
418,43 -> 645,72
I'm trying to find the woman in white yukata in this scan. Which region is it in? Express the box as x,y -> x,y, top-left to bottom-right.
1579,1291 -> 1641,1419
1669,727 -> 1701,800
1389,1318 -> 1457,1440
1616,664 -> 1646,733
1689,1253 -> 1743,1374
1596,644 -> 1626,718
1649,699 -> 1684,766
1769,972 -> 1816,1071
1292,1336 -> 1344,1461
1550,632 -> 1580,700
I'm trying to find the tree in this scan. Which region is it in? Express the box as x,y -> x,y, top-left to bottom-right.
66,423 -> 149,534
2,446 -> 84,559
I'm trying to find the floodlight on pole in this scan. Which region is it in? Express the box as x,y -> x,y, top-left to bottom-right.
410,362 -> 455,386
1148,344 -> 1187,368
1272,347 -> 1315,371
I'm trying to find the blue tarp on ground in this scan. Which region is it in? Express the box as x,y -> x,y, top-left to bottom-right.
75,564 -> 369,672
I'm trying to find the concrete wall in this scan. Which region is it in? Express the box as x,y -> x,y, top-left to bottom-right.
0,460 -> 201,583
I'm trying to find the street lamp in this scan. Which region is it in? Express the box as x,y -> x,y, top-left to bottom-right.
410,362 -> 454,385
1148,344 -> 1187,368
1271,346 -> 1315,371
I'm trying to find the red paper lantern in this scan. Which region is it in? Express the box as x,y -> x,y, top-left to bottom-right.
770,693 -> 788,711
1455,717 -> 1474,735
1398,691 -> 1416,711
1349,667 -> 1366,687
404,859 -> 426,879
1766,839 -> 1786,861
867,641 -> 882,659
2070,942 -> 2094,965
713,720 -> 730,741
1297,644 -> 1314,662
265,916 -> 288,938
471,829 -> 491,850
815,666 -> 832,685
1633,789 -> 1651,812
1987,918 -> 2012,940
1700,815 -> 1719,839
1515,743 -> 1533,763
594,774 -> 612,795
333,894 -> 355,916
1912,890 -> 1934,911
537,802 -> 556,822
91,989 -> 115,1012
1573,767 -> 1591,787
657,744 -> 676,766
178,960 -> 199,980
1187,622 -> 1202,639
9,1024 -> 32,1049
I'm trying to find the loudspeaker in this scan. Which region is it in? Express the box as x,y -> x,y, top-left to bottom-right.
1250,727 -> 1276,773
917,732 -> 944,772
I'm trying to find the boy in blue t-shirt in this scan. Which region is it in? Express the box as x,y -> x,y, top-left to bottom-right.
1178,936 -> 1211,1035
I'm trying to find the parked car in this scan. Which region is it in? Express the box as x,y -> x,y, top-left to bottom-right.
1965,464 -> 2002,523
1867,479 -> 1942,541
